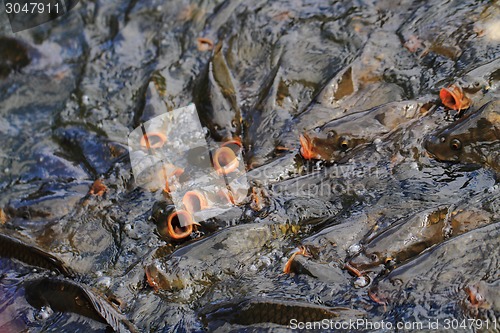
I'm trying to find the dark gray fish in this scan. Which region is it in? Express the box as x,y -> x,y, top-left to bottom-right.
287,254 -> 347,285
54,125 -> 128,177
450,196 -> 498,236
19,146 -> 89,183
145,223 -> 277,293
24,277 -> 139,333
348,206 -> 449,271
5,181 -> 88,221
424,100 -> 500,171
299,212 -> 379,263
194,42 -> 241,141
200,297 -> 364,328
243,61 -> 288,168
300,101 -> 424,162
144,222 -> 301,299
0,232 -> 74,277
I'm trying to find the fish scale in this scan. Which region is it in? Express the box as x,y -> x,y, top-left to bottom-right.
0,232 -> 74,277
200,297 -> 365,327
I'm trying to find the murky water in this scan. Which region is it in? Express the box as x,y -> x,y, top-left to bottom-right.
0,0 -> 499,332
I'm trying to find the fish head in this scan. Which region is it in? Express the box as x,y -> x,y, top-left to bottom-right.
348,250 -> 384,271
145,259 -> 186,292
424,100 -> 500,164
300,129 -> 363,162
424,127 -> 469,162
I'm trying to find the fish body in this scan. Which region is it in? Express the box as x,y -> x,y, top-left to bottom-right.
369,222 -> 500,310
144,222 -> 299,298
195,42 -> 241,141
348,206 -> 449,271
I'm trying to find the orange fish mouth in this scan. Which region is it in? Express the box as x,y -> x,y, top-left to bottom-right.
368,288 -> 387,306
214,146 -> 240,175
165,210 -> 199,240
140,132 -> 167,149
439,84 -> 471,111
182,190 -> 209,214
299,133 -> 320,160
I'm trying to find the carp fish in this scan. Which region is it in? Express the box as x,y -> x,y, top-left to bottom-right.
348,206 -> 449,271
24,277 -> 138,333
300,101 -> 424,162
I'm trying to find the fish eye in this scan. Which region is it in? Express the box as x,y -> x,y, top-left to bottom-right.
339,137 -> 350,151
450,138 -> 462,151
384,258 -> 395,266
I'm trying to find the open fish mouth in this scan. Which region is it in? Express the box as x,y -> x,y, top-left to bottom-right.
299,133 -> 321,160
439,84 -> 471,111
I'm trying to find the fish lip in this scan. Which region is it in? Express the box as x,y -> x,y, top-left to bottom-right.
439,84 -> 471,111
423,137 -> 438,158
299,133 -> 319,160
145,265 -> 161,291
214,146 -> 240,175
440,87 -> 458,109
368,286 -> 389,305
